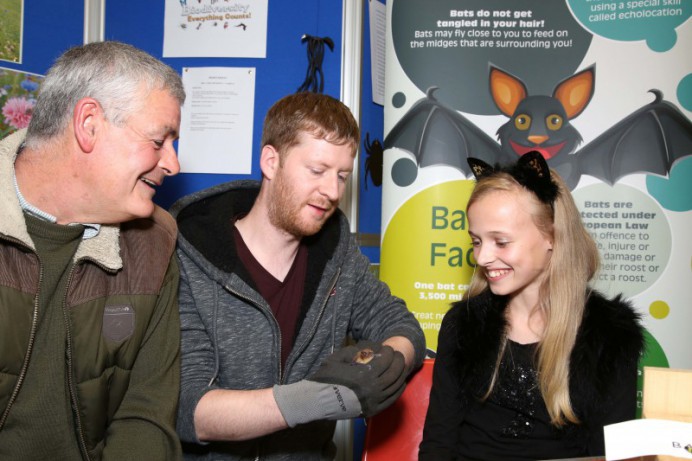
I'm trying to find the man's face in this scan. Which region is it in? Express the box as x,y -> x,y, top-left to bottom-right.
92,88 -> 181,223
267,133 -> 354,238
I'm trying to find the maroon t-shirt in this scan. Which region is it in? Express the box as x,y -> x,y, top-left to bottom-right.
233,226 -> 307,369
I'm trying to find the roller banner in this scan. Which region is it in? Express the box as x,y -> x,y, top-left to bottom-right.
380,0 -> 692,387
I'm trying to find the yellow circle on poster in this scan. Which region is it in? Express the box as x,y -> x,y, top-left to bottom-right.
381,180 -> 476,352
649,300 -> 670,320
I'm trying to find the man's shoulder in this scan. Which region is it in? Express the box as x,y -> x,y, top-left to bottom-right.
169,179 -> 260,220
151,205 -> 177,239
0,128 -> 26,153
120,206 -> 178,262
123,206 -> 176,237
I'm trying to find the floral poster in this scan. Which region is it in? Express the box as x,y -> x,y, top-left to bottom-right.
0,67 -> 42,138
0,0 -> 24,64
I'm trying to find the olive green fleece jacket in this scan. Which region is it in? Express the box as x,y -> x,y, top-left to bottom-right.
0,129 -> 183,460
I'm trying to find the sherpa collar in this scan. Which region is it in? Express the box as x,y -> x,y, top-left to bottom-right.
0,129 -> 122,270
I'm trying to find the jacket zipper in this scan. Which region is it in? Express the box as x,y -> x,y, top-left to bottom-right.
0,247 -> 42,431
223,285 -> 285,381
0,233 -> 116,457
224,271 -> 338,461
0,233 -> 111,459
62,256 -> 116,460
284,269 -> 340,379
62,264 -> 92,461
222,285 -> 281,461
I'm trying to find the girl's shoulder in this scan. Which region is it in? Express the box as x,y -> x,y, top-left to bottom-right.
573,290 -> 645,373
442,292 -> 505,331
581,290 -> 644,339
440,292 -> 508,357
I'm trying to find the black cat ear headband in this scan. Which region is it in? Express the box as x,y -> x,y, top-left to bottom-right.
467,151 -> 559,205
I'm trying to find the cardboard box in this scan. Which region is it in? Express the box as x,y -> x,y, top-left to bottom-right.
641,367 -> 692,461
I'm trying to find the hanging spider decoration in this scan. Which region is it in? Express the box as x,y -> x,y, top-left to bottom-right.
363,132 -> 384,190
297,35 -> 334,93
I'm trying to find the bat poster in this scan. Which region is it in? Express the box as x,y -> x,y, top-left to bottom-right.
379,0 -> 692,378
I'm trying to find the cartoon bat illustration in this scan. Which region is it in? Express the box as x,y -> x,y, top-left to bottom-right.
576,89 -> 692,188
384,86 -> 514,184
385,64 -> 692,190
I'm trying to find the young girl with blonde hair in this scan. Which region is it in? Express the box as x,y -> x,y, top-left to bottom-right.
419,152 -> 645,460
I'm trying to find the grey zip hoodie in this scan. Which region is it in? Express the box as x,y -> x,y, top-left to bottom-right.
171,180 -> 425,460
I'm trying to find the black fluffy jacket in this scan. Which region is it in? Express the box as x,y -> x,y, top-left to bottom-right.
419,290 -> 645,460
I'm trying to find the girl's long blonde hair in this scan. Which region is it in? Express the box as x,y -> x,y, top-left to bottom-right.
465,169 -> 599,426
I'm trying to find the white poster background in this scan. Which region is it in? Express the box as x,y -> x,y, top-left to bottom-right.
163,0 -> 268,58
178,67 -> 255,175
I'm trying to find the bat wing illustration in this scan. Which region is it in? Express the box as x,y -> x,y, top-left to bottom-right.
384,87 -> 512,181
577,90 -> 692,185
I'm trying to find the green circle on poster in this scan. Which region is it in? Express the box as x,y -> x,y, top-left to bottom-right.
381,180 -> 476,351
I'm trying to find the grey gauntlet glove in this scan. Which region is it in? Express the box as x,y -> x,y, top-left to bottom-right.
274,341 -> 408,427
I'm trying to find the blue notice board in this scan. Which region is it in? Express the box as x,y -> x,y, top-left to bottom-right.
104,1 -> 345,210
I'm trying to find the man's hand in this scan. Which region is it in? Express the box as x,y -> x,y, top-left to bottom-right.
310,341 -> 408,417
272,341 -> 408,427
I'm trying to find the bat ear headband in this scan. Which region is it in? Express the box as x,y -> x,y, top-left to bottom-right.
467,151 -> 559,206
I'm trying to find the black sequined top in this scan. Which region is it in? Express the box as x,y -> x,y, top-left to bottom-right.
456,341 -> 583,460
420,290 -> 643,461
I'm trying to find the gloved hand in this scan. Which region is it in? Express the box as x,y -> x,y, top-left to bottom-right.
310,340 -> 408,417
273,341 -> 408,427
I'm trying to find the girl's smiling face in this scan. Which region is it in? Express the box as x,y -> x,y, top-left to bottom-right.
468,189 -> 553,302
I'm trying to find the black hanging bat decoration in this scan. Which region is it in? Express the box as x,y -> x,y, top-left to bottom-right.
384,64 -> 692,190
363,132 -> 384,189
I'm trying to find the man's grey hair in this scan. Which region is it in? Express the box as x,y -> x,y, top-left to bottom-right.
25,41 -> 185,148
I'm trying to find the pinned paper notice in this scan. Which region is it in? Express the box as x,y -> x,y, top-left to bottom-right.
177,67 -> 255,174
604,419 -> 692,460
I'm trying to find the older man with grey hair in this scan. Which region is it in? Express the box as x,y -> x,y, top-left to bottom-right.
0,41 -> 185,460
